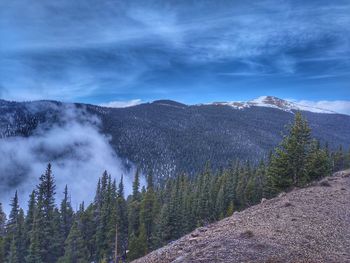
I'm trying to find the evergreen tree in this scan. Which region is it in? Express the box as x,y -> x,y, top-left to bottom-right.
0,203 -> 5,236
7,237 -> 19,263
215,182 -> 225,220
196,164 -> 212,225
306,140 -> 332,180
36,163 -> 58,262
25,191 -> 36,254
0,203 -> 6,263
52,208 -> 64,260
26,214 -> 42,263
5,191 -> 20,261
95,170 -> 111,261
105,175 -> 117,260
78,204 -> 95,261
116,176 -> 128,260
129,168 -> 141,237
332,145 -> 345,172
59,221 -> 89,263
346,148 -> 350,169
127,224 -> 147,261
60,185 -> 74,241
235,165 -> 248,208
6,191 -> 19,237
140,172 -> 158,250
267,112 -> 312,193
16,209 -> 26,262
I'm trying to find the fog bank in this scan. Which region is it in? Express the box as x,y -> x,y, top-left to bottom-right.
0,104 -> 133,213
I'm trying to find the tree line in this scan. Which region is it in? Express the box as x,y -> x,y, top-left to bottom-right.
0,112 -> 349,263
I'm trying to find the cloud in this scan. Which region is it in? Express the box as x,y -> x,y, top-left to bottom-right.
100,99 -> 142,108
0,0 -> 350,101
292,99 -> 350,115
0,104 -> 134,213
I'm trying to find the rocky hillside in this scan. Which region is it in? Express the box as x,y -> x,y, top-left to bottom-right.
133,170 -> 350,263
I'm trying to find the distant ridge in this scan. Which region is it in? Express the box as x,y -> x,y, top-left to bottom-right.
151,100 -> 187,108
1,98 -> 350,179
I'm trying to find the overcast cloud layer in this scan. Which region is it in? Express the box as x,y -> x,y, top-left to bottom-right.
0,0 -> 349,104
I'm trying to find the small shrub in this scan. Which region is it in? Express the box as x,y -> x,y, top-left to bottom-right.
319,180 -> 331,187
283,201 -> 293,207
240,230 -> 254,238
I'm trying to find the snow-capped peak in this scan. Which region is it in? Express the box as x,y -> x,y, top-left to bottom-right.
208,96 -> 336,114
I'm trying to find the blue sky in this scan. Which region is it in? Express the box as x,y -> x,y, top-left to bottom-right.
0,0 -> 350,112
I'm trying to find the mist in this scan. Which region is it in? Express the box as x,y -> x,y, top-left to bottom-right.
0,104 -> 134,213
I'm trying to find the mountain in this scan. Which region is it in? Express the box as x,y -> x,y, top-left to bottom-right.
209,96 -> 336,114
133,170 -> 350,263
1,97 -> 350,179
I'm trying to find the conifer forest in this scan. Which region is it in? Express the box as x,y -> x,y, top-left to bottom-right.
0,113 -> 349,263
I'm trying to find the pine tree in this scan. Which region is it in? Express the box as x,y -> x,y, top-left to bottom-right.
346,148 -> 350,169
16,209 -> 26,262
332,145 -> 345,172
26,214 -> 42,263
267,112 -> 312,193
0,203 -> 6,263
52,208 -> 64,260
78,204 -> 95,261
127,224 -> 147,261
95,170 -> 110,261
36,163 -> 58,262
60,185 -> 74,241
140,172 -> 158,250
7,237 -> 19,263
235,165 -> 248,209
116,176 -> 128,260
7,191 -> 19,236
129,168 -> 141,237
59,221 -> 89,263
196,164 -> 212,225
215,183 -> 225,220
105,175 -> 117,260
5,194 -> 26,262
5,191 -> 20,261
306,140 -> 332,180
25,191 -> 36,254
0,203 -> 5,236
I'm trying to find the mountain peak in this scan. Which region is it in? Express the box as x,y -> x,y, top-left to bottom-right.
208,96 -> 336,114
248,96 -> 295,110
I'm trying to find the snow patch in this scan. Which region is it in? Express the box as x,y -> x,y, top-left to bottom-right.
205,96 -> 336,114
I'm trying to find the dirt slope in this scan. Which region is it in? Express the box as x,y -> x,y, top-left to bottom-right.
133,170 -> 350,263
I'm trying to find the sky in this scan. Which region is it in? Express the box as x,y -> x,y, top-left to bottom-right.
0,0 -> 350,113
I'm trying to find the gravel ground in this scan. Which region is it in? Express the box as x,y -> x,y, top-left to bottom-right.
133,170 -> 350,263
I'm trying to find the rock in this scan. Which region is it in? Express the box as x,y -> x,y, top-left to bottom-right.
278,192 -> 286,198
191,232 -> 199,238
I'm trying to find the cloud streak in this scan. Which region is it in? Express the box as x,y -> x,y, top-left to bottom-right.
100,99 -> 142,108
292,99 -> 350,115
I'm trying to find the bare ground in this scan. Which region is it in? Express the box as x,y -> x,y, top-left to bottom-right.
133,170 -> 350,263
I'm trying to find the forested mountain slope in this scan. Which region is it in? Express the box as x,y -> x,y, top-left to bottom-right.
133,170 -> 350,263
1,97 -> 350,179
